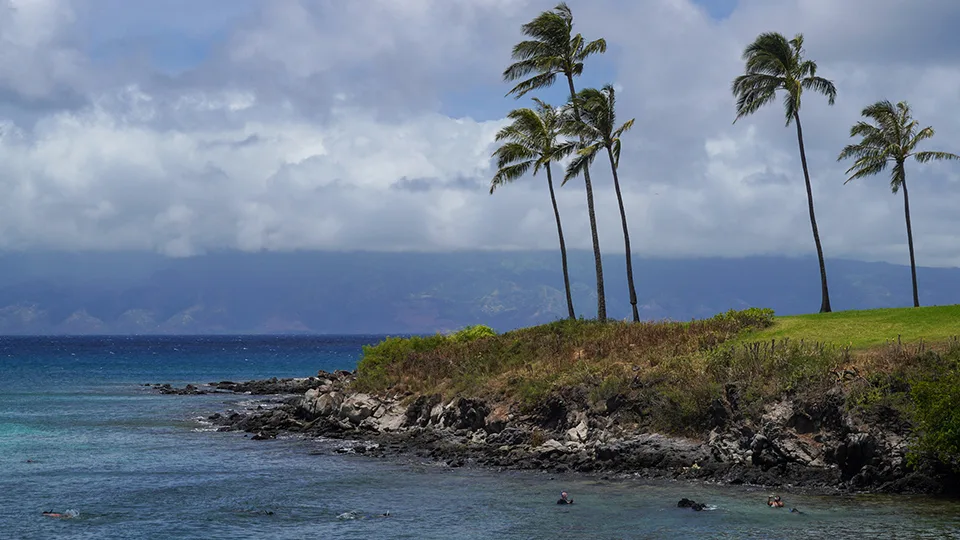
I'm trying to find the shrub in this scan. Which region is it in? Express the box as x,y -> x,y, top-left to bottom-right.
450,324 -> 497,342
709,307 -> 776,330
908,346 -> 960,468
356,334 -> 447,390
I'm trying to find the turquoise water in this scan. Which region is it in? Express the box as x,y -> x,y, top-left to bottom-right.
2,336 -> 959,539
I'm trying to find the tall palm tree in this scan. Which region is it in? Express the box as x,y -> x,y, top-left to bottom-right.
732,32 -> 836,313
491,99 -> 577,320
563,85 -> 640,322
503,2 -> 609,321
838,100 -> 959,308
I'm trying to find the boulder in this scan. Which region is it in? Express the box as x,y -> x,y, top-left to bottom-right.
300,390 -> 343,419
339,393 -> 381,424
566,420 -> 588,443
537,439 -> 567,458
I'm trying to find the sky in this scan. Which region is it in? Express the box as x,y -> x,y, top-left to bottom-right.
0,0 -> 959,266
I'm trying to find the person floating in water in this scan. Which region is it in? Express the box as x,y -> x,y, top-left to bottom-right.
42,510 -> 79,519
557,491 -> 574,505
767,495 -> 785,508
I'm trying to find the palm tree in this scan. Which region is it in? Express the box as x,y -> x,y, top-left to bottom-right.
563,85 -> 640,322
838,100 -> 959,308
732,32 -> 836,313
503,2 -> 608,321
491,99 -> 577,320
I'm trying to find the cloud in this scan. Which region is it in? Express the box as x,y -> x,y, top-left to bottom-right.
0,0 -> 959,267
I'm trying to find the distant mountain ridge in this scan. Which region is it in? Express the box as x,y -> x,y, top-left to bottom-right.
0,251 -> 958,335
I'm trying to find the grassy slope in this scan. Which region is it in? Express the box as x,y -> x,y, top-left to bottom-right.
741,304 -> 960,348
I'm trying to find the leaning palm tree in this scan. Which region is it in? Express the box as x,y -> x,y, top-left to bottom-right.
503,2 -> 609,321
563,85 -> 640,322
732,32 -> 836,313
491,99 -> 577,320
838,100 -> 959,308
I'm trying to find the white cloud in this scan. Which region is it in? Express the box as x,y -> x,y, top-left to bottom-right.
0,0 -> 959,268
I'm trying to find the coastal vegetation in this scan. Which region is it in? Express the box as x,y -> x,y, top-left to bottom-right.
356,306 -> 960,469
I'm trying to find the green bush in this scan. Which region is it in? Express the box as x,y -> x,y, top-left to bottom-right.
709,307 -> 776,330
450,324 -> 497,342
356,333 -> 448,388
909,349 -> 960,468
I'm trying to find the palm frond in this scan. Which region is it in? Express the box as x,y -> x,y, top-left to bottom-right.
742,32 -> 793,73
553,140 -> 578,160
849,120 -> 883,140
492,141 -> 538,170
611,138 -> 622,168
506,71 -> 558,98
801,76 -> 836,105
576,37 -> 607,61
490,160 -> 535,193
562,143 -> 601,185
613,118 -> 635,139
837,142 -> 888,163
508,41 -> 550,64
889,160 -> 906,193
731,73 -> 781,121
907,126 -> 935,150
915,150 -> 960,163
843,158 -> 888,184
781,87 -> 799,125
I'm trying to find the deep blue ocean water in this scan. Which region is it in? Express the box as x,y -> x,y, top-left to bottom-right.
2,335 -> 959,539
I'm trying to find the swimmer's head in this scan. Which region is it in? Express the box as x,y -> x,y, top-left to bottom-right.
560,491 -> 569,499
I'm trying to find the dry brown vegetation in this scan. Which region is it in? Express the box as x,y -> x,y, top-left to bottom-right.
356,308 -> 960,442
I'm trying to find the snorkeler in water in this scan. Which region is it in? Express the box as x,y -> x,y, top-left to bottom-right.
767,495 -> 785,508
42,510 -> 78,519
557,491 -> 574,505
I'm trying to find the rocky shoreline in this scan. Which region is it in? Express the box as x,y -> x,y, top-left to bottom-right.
157,370 -> 958,496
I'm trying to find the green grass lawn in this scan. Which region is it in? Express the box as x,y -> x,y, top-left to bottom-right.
741,304 -> 960,348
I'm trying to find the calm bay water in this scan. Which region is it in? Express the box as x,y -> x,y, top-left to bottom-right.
2,335 -> 959,539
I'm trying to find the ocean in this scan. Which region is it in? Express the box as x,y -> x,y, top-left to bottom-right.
2,335 -> 958,539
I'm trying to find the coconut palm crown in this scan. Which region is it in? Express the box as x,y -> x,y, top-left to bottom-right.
732,32 -> 836,126
491,99 -> 572,192
502,2 -> 607,99
562,85 -> 634,181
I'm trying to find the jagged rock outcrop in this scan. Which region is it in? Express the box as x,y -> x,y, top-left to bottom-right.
178,371 -> 958,495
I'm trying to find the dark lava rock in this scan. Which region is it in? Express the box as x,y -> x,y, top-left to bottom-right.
156,383 -> 207,395
677,498 -> 706,511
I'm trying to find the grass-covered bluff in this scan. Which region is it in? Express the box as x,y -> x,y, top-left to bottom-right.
357,306 -> 960,468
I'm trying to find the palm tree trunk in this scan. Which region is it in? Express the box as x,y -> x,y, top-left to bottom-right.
606,146 -> 639,322
793,111 -> 832,313
900,172 -> 920,307
546,164 -> 577,319
566,74 -> 606,321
